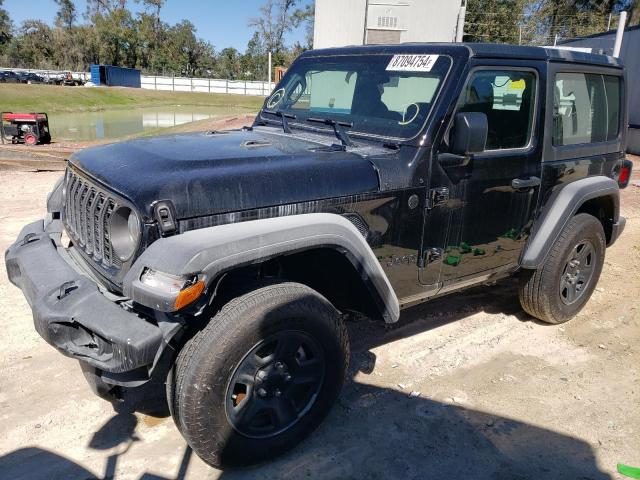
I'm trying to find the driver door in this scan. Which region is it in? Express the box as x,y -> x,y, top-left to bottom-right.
420,66 -> 543,289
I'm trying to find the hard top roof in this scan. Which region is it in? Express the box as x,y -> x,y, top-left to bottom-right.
301,42 -> 623,69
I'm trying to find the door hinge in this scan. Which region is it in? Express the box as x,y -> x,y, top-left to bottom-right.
427,187 -> 449,209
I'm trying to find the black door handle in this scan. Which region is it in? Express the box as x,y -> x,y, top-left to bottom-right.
511,176 -> 541,190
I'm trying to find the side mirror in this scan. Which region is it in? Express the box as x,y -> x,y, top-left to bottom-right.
451,112 -> 488,156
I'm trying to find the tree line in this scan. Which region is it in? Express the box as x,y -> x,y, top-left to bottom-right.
464,0 -> 639,45
0,0 -> 638,79
0,0 -> 313,80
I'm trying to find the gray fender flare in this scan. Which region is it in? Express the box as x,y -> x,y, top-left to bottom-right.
520,176 -> 620,269
123,213 -> 400,323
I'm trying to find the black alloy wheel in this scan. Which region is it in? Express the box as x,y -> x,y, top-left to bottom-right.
225,330 -> 325,438
559,240 -> 596,305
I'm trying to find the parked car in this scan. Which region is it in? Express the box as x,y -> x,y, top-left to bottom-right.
0,70 -> 20,83
5,44 -> 633,468
16,71 -> 46,84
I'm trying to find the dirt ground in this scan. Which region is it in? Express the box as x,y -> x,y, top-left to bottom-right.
0,154 -> 639,479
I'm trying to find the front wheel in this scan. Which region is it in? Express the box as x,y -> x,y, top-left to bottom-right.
519,213 -> 606,324
168,282 -> 349,467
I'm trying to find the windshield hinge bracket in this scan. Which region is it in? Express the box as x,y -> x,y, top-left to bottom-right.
426,187 -> 449,209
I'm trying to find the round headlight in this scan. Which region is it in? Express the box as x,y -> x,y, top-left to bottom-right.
110,206 -> 141,261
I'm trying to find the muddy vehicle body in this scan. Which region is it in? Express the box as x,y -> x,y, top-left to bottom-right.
5,44 -> 632,467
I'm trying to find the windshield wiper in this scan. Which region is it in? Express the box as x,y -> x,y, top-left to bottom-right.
262,109 -> 296,133
307,117 -> 355,148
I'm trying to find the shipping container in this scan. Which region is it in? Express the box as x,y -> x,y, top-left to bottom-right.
90,64 -> 141,88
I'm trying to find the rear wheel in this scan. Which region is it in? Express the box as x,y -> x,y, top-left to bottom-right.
168,282 -> 349,467
519,213 -> 605,324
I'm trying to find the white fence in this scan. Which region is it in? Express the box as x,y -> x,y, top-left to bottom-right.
141,75 -> 271,96
1,66 -> 271,96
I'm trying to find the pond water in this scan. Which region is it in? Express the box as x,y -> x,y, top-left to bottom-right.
48,105 -> 251,141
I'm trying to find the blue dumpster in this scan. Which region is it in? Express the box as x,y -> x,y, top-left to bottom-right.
90,65 -> 141,88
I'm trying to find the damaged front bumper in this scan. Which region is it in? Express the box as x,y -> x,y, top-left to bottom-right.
5,219 -> 180,388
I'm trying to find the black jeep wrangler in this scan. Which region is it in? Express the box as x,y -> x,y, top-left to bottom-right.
5,44 -> 633,467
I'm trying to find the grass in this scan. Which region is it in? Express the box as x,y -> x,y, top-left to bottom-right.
0,84 -> 264,114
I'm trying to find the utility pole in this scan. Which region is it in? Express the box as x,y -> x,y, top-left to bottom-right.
362,0 -> 369,45
455,0 -> 467,43
268,51 -> 272,93
519,25 -> 522,45
613,11 -> 627,57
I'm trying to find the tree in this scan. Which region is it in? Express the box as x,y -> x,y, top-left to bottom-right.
631,0 -> 640,24
217,47 -> 242,79
0,0 -> 315,77
10,20 -> 55,68
464,0 -> 638,45
0,0 -> 12,45
85,0 -> 127,18
241,32 -> 267,80
139,0 -> 164,37
135,0 -> 165,71
93,7 -> 138,66
464,0 -> 528,43
171,20 -> 213,76
292,2 -> 314,49
248,0 -> 300,58
55,0 -> 76,29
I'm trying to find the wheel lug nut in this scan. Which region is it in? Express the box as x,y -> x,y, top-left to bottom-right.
274,389 -> 281,397
257,388 -> 267,397
257,370 -> 267,380
284,374 -> 292,382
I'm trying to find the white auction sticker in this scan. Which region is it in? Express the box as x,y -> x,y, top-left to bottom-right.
386,54 -> 439,72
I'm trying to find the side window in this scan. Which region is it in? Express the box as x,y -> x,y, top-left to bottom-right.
457,69 -> 536,150
553,72 -> 621,146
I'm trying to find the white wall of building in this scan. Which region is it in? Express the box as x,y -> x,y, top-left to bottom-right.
314,0 -> 367,49
313,0 -> 463,49
401,0 -> 463,43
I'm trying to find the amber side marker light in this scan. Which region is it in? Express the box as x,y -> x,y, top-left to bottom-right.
174,280 -> 206,310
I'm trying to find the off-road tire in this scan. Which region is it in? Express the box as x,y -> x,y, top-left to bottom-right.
168,282 -> 349,467
519,213 -> 606,324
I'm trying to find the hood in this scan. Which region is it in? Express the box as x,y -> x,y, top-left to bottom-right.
70,129 -> 380,221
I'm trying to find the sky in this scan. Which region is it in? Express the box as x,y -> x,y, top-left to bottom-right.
3,0 -> 312,52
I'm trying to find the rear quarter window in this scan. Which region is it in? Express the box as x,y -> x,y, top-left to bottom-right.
553,72 -> 621,146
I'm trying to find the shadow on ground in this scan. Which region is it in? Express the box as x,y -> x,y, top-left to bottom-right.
0,280 -> 610,479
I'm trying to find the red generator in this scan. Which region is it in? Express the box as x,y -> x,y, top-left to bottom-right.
0,112 -> 51,146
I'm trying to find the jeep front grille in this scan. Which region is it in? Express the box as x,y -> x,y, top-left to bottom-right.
63,169 -> 122,269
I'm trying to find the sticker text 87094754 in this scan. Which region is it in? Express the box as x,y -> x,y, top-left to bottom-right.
386,54 -> 440,72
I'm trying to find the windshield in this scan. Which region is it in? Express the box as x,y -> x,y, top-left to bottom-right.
261,53 -> 452,140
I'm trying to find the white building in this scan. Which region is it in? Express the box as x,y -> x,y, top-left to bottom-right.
313,0 -> 465,49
